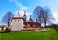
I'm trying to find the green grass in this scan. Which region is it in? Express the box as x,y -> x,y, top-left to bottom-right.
0,29 -> 58,40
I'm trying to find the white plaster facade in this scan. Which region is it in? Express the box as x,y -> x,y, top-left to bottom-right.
11,17 -> 23,31
0,28 -> 1,31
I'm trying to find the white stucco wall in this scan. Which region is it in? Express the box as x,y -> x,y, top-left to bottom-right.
0,28 -> 1,31
11,18 -> 23,31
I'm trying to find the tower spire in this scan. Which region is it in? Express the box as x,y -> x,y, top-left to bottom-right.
29,15 -> 33,22
23,11 -> 26,23
17,12 -> 20,17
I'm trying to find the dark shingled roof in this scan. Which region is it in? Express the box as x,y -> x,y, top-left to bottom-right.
12,17 -> 23,19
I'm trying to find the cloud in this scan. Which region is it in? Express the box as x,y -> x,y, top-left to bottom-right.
9,0 -> 30,14
17,2 -> 27,10
9,0 -> 12,2
52,13 -> 58,24
9,0 -> 31,20
9,0 -> 28,11
9,0 -> 16,2
9,0 -> 14,2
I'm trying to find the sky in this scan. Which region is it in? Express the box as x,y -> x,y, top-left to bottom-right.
0,0 -> 58,24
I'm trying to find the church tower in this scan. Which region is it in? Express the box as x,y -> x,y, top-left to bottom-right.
29,15 -> 33,22
11,12 -> 23,31
23,11 -> 26,24
17,12 -> 20,17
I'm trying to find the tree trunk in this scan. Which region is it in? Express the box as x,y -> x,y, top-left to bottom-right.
44,21 -> 46,27
44,17 -> 46,28
8,21 -> 9,28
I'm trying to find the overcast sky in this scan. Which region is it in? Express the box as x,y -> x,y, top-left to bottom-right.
0,0 -> 58,24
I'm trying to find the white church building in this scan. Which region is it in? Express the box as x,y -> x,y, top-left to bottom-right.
11,12 -> 24,31
11,11 -> 40,31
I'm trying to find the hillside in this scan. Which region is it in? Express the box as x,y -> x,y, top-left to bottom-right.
0,29 -> 58,40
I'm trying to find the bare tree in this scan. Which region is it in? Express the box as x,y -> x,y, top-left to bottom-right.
2,11 -> 14,28
33,6 -> 44,27
33,6 -> 53,27
43,7 -> 54,27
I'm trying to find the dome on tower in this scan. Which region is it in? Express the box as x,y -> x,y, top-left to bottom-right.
17,12 -> 20,17
28,15 -> 33,22
23,11 -> 26,18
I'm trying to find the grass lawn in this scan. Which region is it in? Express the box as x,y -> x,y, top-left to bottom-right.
0,29 -> 58,40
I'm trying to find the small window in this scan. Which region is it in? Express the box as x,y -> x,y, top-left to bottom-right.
18,20 -> 19,22
15,20 -> 16,22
